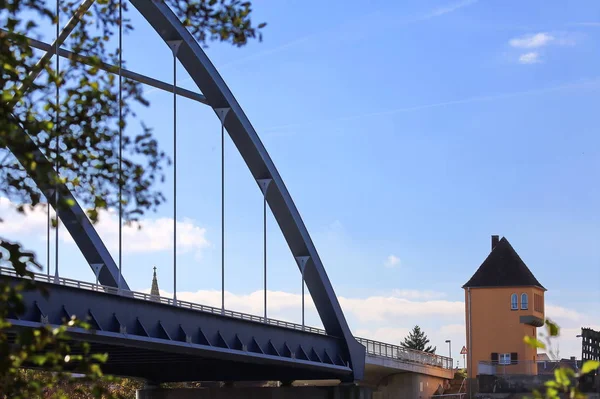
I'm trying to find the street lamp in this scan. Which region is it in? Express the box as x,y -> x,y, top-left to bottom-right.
445,339 -> 452,361
576,333 -> 583,369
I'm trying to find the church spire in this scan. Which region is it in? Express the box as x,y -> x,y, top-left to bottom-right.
150,266 -> 160,299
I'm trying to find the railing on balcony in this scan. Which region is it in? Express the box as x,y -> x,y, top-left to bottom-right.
0,266 -> 453,370
478,360 -> 540,376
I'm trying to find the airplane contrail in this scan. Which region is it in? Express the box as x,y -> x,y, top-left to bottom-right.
261,78 -> 600,133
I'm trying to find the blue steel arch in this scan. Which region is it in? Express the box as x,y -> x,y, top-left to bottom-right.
129,0 -> 364,380
6,0 -> 364,381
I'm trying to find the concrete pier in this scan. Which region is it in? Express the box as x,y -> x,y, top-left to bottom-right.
136,385 -> 372,399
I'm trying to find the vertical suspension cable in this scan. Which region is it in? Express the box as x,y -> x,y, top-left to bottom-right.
172,46 -> 177,304
118,0 -> 123,291
263,190 -> 267,321
259,179 -> 270,322
221,116 -> 225,312
297,256 -> 308,331
47,203 -> 50,276
54,0 -> 60,281
301,265 -> 305,330
215,107 -> 228,312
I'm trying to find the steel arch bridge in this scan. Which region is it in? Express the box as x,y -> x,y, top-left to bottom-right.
4,0 -> 366,383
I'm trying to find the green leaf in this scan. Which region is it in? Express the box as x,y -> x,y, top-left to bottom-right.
545,319 -> 560,337
524,336 -> 546,349
553,367 -> 574,388
29,355 -> 47,365
581,360 -> 600,375
91,353 -> 109,363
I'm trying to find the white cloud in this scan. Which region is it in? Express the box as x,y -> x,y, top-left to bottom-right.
339,296 -> 464,322
0,197 -> 210,258
426,0 -> 478,19
0,198 -> 49,234
384,254 -> 400,268
439,324 -> 466,335
537,326 -> 600,361
510,33 -> 555,49
143,287 -> 462,325
94,212 -> 209,258
545,304 -> 586,322
355,327 -> 412,343
391,289 -> 447,300
139,283 -> 596,359
519,52 -> 541,64
509,32 -> 577,65
162,288 -> 315,315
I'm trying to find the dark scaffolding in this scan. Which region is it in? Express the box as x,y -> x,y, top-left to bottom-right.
582,327 -> 600,362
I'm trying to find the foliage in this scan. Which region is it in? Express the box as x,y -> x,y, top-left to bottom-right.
454,368 -> 467,379
400,325 -> 437,353
1,0 -> 264,397
1,0 -> 265,225
524,319 -> 599,399
166,0 -> 266,46
0,260 -> 119,398
15,370 -> 144,399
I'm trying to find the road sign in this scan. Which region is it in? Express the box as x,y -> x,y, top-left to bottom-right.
460,346 -> 468,355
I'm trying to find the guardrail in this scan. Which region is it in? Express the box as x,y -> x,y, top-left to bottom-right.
479,359 -> 586,376
1,266 -> 452,369
0,266 -> 324,335
357,337 -> 453,369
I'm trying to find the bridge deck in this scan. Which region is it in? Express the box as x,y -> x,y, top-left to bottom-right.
1,267 -> 452,381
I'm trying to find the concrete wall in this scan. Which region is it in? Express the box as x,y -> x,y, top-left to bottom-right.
365,356 -> 453,380
374,373 -> 447,399
136,386 -> 372,399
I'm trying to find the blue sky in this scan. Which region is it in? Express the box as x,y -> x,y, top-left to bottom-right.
2,0 -> 600,360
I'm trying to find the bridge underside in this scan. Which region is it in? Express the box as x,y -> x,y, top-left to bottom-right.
364,356 -> 453,382
7,329 -> 345,382
5,276 -> 352,382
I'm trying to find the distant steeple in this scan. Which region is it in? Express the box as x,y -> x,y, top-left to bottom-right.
150,266 -> 160,299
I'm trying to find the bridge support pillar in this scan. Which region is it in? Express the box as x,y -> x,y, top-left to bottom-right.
136,386 -> 372,399
374,374 -> 448,399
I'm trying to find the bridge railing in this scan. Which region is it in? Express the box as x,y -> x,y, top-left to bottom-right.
0,266 -> 325,335
355,337 -> 453,370
0,266 -> 451,369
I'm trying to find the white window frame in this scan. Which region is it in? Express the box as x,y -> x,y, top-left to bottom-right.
511,293 -> 518,310
521,293 -> 528,310
499,353 -> 511,365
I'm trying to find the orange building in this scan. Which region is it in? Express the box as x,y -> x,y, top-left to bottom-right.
464,235 -> 546,378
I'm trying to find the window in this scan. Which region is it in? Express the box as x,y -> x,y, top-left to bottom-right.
534,293 -> 544,312
511,293 -> 518,310
499,353 -> 511,365
521,293 -> 529,310
492,352 -> 518,365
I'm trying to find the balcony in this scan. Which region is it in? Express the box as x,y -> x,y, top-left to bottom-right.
520,314 -> 544,327
479,360 -> 538,376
